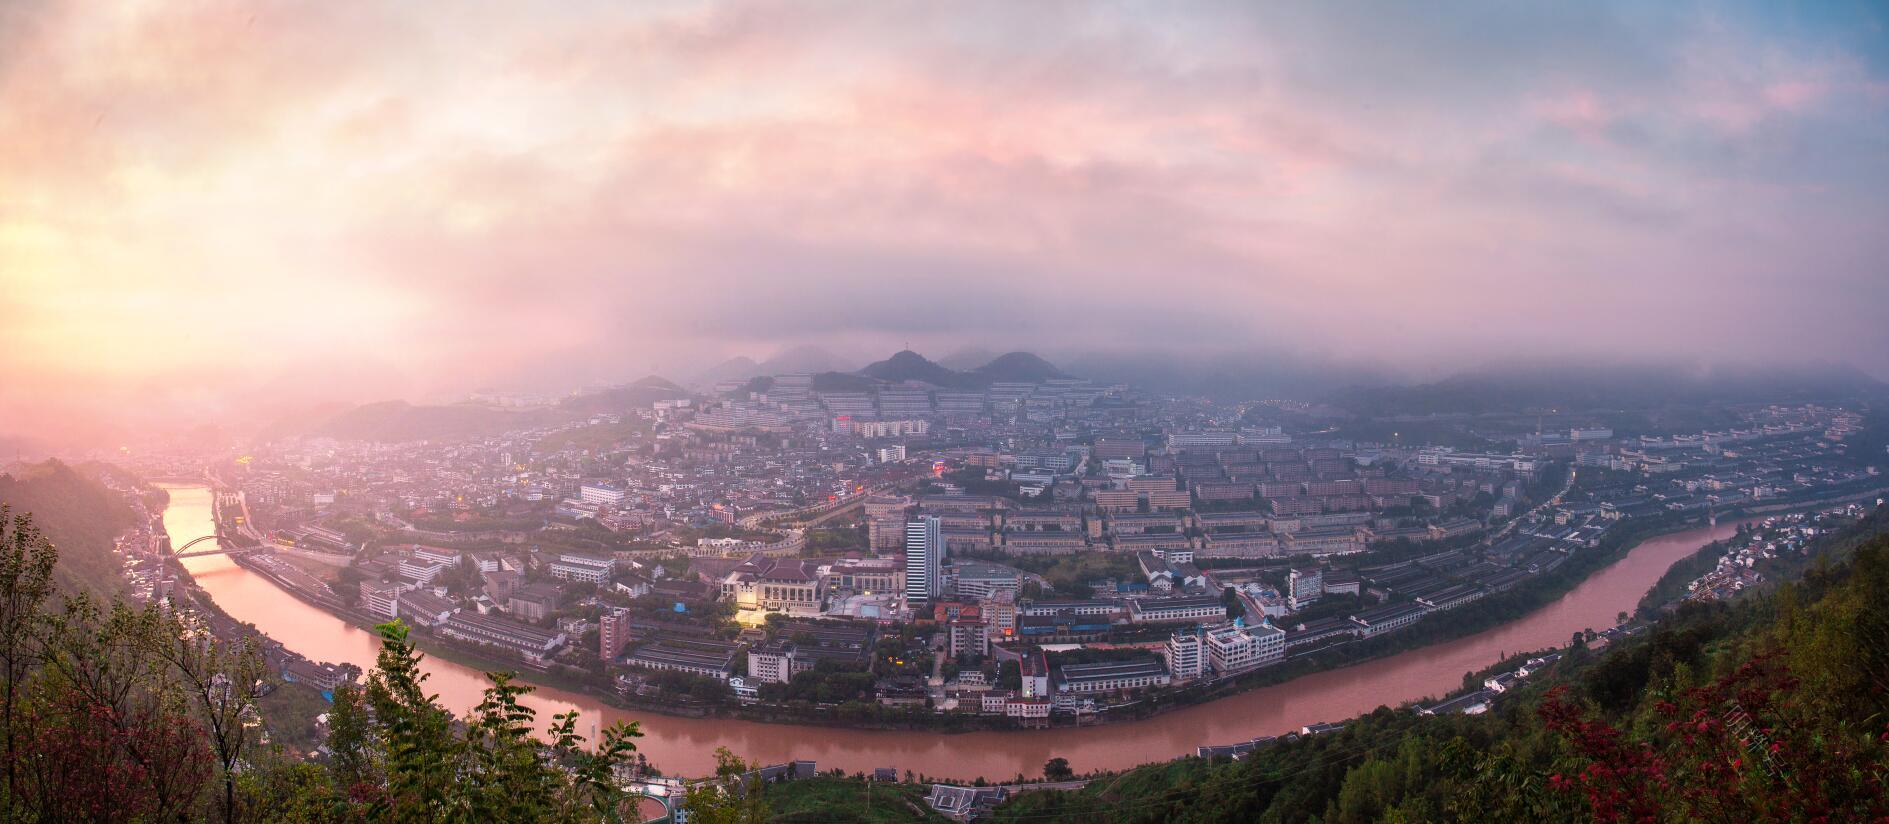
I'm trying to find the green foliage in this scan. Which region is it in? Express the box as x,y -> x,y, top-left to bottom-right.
0,507 -> 645,823
681,747 -> 770,824
761,661 -> 875,704
0,461 -> 135,599
759,776 -> 947,823
1044,757 -> 1073,782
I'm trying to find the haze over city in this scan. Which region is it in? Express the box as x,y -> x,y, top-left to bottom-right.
4,1 -> 1888,445
8,3 -> 1889,821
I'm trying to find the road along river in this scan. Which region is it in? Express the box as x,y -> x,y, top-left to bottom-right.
160,483 -> 1737,779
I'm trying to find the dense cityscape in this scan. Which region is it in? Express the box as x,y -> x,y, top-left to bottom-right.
5,1 -> 1888,820
78,352 -> 1885,818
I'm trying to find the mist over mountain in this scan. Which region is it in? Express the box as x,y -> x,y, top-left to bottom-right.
760,345 -> 854,376
852,350 -> 1073,389
857,350 -> 967,386
937,347 -> 1000,371
1328,361 -> 1889,416
1060,350 -> 1403,401
695,356 -> 761,385
299,376 -> 691,442
310,401 -> 558,442
692,346 -> 856,386
971,352 -> 1070,383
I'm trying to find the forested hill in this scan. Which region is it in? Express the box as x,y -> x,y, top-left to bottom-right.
0,459 -> 136,599
989,507 -> 1889,822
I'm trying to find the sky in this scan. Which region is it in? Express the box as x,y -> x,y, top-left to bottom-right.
3,0 -> 1888,446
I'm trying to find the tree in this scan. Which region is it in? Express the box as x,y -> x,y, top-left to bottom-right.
29,595 -> 214,821
151,609 -> 271,823
0,504 -> 656,822
362,620 -> 643,822
680,747 -> 769,824
0,506 -> 55,803
363,620 -> 459,820
1043,756 -> 1074,782
326,682 -> 380,798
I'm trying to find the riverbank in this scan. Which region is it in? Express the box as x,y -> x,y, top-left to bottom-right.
155,482 -> 1815,778
223,490 -> 1883,737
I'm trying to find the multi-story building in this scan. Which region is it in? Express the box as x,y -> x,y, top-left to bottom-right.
720,556 -> 826,615
599,608 -> 631,659
482,568 -> 522,601
1020,649 -> 1050,698
905,516 -> 943,609
361,580 -> 412,619
825,558 -> 903,594
438,612 -> 568,663
1204,622 -> 1286,674
1165,628 -> 1205,681
409,545 -> 461,567
397,589 -> 457,628
983,590 -> 1018,637
398,558 -> 446,585
1019,599 -> 1120,618
626,639 -> 738,680
1127,595 -> 1226,624
1285,528 -> 1363,556
1000,533 -> 1087,554
746,640 -> 802,684
548,551 -> 615,584
951,562 -> 1022,600
850,419 -> 930,438
1092,438 -> 1147,461
579,483 -> 627,506
865,496 -> 913,551
1289,566 -> 1324,609
1057,658 -> 1172,693
1167,431 -> 1238,449
507,581 -> 562,622
1147,489 -> 1192,511
947,619 -> 990,658
1349,603 -> 1429,637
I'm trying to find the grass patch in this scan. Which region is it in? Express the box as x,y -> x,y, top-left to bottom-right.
761,777 -> 948,823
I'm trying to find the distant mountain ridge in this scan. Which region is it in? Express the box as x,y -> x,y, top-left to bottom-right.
695,346 -> 856,385
853,350 -> 1072,388
972,351 -> 1069,382
305,376 -> 692,442
311,401 -> 557,442
857,350 -> 964,385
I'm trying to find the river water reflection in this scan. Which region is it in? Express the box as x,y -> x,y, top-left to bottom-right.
160,484 -> 1735,779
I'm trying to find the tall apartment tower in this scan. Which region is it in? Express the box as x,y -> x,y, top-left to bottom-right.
599,608 -> 631,660
904,516 -> 943,609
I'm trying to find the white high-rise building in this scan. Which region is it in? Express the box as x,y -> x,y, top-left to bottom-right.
904,516 -> 943,609
1165,629 -> 1205,681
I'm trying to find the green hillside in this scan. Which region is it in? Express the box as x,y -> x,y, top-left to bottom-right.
0,459 -> 134,599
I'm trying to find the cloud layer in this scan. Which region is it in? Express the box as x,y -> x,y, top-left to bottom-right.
3,1 -> 1887,443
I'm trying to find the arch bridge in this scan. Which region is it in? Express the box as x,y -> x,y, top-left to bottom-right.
170,524 -> 265,559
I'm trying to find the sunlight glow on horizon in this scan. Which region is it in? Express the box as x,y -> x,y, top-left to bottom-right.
2,1 -> 1887,445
